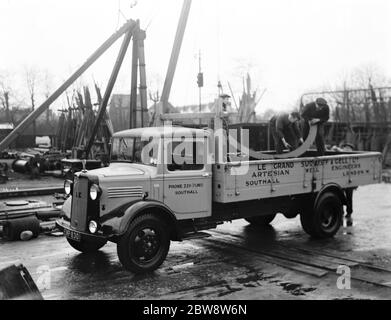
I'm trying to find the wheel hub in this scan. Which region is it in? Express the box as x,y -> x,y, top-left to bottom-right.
321,208 -> 335,229
133,228 -> 160,262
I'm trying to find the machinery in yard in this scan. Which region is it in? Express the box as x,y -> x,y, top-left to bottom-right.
56,100 -> 382,273
0,200 -> 63,241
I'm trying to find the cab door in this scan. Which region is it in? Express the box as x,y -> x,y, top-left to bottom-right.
163,137 -> 212,220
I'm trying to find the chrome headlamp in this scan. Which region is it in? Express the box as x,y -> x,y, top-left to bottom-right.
89,184 -> 101,201
64,180 -> 73,195
88,220 -> 99,234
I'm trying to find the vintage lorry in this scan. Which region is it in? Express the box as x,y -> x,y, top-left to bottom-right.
56,104 -> 383,273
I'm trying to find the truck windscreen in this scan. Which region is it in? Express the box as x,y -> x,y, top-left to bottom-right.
111,137 -> 158,166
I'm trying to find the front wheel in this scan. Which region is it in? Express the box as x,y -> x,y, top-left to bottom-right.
66,238 -> 107,253
300,192 -> 343,239
117,214 -> 171,274
246,214 -> 277,227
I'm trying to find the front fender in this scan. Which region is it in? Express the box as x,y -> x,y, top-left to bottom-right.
119,201 -> 176,235
103,200 -> 179,236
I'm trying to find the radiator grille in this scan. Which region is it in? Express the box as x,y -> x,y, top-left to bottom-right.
70,176 -> 89,231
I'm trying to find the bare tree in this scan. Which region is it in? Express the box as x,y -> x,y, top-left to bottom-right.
348,64 -> 390,89
148,72 -> 163,105
0,71 -> 23,125
25,66 -> 41,138
300,63 -> 391,152
42,70 -> 54,123
0,77 -> 12,124
147,73 -> 163,126
25,67 -> 40,111
302,63 -> 391,123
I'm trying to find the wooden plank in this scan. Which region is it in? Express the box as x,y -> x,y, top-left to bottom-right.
208,231 -> 359,269
257,246 -> 358,270
161,112 -> 238,121
257,254 -> 329,277
208,230 -> 391,287
211,229 -> 360,269
161,113 -> 215,121
203,238 -> 328,277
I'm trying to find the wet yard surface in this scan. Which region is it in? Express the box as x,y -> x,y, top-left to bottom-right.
1,183 -> 391,300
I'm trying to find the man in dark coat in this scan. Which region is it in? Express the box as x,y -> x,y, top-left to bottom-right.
270,111 -> 303,154
29,154 -> 41,180
301,98 -> 330,156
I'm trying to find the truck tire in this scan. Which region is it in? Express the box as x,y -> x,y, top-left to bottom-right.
245,214 -> 276,227
66,238 -> 107,253
117,214 -> 171,274
300,192 -> 343,239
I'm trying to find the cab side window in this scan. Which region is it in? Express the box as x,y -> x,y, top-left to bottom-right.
167,140 -> 205,172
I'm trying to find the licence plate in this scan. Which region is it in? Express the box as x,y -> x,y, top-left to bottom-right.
64,229 -> 81,242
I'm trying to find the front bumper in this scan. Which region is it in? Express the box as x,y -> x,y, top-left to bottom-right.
56,219 -> 108,242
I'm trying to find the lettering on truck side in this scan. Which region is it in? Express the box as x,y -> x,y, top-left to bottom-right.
169,182 -> 204,195
245,157 -> 371,188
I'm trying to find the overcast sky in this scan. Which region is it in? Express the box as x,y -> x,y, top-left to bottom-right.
1,0 -> 390,114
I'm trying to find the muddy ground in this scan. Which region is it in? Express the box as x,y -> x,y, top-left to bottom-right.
0,182 -> 391,300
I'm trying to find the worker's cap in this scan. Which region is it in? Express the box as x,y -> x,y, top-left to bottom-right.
220,94 -> 231,99
316,98 -> 328,106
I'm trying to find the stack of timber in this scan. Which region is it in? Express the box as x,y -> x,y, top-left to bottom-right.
56,85 -> 114,162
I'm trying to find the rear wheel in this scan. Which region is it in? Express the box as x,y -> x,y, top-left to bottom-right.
246,214 -> 277,227
117,214 -> 171,274
66,238 -> 107,253
300,192 -> 343,239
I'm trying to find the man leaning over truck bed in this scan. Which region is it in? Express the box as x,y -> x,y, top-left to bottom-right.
301,98 -> 330,156
270,111 -> 304,154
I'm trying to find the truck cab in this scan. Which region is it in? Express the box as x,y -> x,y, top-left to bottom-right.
57,126 -> 215,273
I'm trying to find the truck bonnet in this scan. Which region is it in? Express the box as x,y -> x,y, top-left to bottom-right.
81,162 -> 148,178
